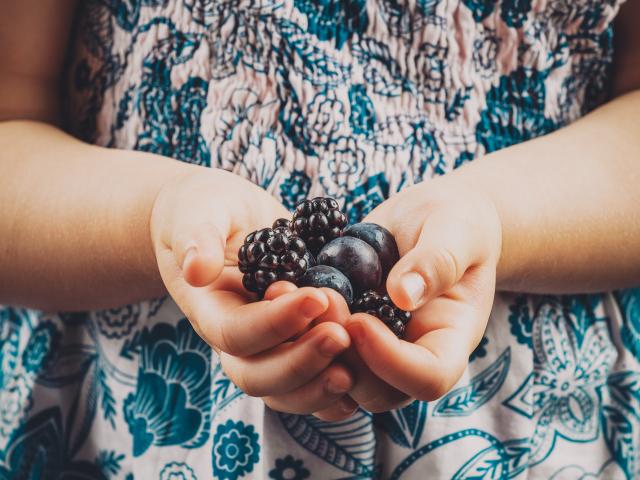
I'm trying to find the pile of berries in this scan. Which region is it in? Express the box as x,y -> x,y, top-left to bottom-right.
237,197 -> 411,337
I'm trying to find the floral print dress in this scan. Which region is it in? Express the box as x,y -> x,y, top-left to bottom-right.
1,1 -> 639,479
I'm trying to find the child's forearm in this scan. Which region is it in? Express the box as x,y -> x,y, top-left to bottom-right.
450,90 -> 640,293
0,120 -> 193,310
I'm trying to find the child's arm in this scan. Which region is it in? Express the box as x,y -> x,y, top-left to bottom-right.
1,1 -> 357,419
341,2 -> 640,409
0,0 -> 175,310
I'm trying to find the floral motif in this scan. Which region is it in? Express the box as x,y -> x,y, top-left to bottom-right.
344,173 -> 389,224
95,304 -> 140,340
503,297 -> 615,465
0,375 -> 32,438
509,295 -> 533,348
463,0 -> 496,22
469,336 -> 489,362
476,68 -> 557,154
212,420 -> 260,480
501,0 -> 533,28
280,171 -> 312,212
349,84 -> 376,137
123,318 -> 211,456
294,0 -> 369,49
269,455 -> 310,480
160,461 -> 198,480
306,94 -> 345,146
613,289 -> 640,362
318,136 -> 366,200
21,322 -> 60,374
472,28 -> 499,78
132,25 -> 210,166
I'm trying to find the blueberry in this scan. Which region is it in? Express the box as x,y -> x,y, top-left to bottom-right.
317,236 -> 382,294
303,250 -> 316,269
298,265 -> 354,305
343,223 -> 400,280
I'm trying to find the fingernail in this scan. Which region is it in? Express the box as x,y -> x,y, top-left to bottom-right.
400,272 -> 426,308
318,336 -> 345,357
325,375 -> 352,395
182,247 -> 198,270
300,297 -> 326,318
347,322 -> 366,347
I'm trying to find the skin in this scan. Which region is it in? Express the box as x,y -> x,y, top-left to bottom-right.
1,0 -> 639,420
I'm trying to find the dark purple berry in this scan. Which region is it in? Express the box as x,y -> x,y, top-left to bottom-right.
238,225 -> 309,296
254,228 -> 272,243
303,250 -> 316,269
292,197 -> 348,255
258,254 -> 279,270
343,223 -> 400,281
246,242 -> 266,264
317,237 -> 382,295
351,290 -> 411,338
273,218 -> 292,229
390,320 -> 406,338
298,265 -> 354,305
288,237 -> 307,256
267,233 -> 288,254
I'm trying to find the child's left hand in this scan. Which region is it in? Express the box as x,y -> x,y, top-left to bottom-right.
339,177 -> 502,410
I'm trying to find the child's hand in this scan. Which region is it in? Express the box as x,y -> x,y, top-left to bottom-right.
150,169 -> 355,414
344,179 -> 502,404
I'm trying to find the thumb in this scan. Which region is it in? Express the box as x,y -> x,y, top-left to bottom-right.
173,222 -> 227,287
387,213 -> 480,311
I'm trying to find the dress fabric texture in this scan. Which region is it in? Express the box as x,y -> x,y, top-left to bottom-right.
1,1 -> 639,479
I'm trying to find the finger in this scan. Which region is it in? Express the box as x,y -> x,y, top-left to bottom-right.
386,212 -> 484,311
220,321 -> 350,397
314,287 -> 352,327
173,222 -> 227,287
188,283 -> 329,356
342,347 -> 412,413
313,396 -> 360,422
311,288 -> 412,412
263,281 -> 298,300
346,307 -> 477,401
264,364 -> 355,414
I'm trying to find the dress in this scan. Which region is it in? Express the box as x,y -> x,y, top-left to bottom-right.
1,1 -> 639,478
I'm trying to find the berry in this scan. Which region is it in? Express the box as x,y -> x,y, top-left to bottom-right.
317,236 -> 382,295
292,197 -> 348,255
238,225 -> 308,296
298,265 -> 354,305
343,223 -> 400,280
352,290 -> 411,338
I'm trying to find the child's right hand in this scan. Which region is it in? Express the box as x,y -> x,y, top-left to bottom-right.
149,168 -> 356,416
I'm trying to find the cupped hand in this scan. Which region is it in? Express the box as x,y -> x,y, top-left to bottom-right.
341,177 -> 502,409
150,168 -> 355,414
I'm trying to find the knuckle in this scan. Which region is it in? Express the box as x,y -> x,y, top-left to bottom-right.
237,372 -> 261,397
265,309 -> 297,343
286,356 -> 312,381
431,247 -> 461,288
217,323 -> 242,356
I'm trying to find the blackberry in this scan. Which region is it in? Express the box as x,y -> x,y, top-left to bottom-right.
292,197 -> 348,255
238,220 -> 308,296
351,290 -> 411,338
